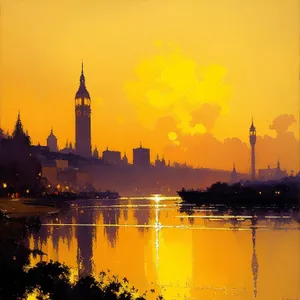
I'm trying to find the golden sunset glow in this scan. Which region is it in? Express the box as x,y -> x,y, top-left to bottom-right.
0,0 -> 299,172
26,199 -> 300,300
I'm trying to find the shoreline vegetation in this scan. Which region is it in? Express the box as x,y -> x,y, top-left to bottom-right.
0,211 -> 164,300
178,176 -> 300,208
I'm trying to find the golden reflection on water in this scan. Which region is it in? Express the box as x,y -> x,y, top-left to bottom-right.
28,197 -> 300,300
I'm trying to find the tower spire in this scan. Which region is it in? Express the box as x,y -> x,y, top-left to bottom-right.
75,60 -> 92,158
249,117 -> 257,180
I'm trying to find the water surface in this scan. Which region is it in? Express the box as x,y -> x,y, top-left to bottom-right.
29,197 -> 300,300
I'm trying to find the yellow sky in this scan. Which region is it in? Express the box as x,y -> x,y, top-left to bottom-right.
0,0 -> 299,171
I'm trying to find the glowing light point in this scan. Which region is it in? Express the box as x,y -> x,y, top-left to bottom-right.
168,131 -> 178,141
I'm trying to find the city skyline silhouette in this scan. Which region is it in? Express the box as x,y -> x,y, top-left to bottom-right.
0,0 -> 299,173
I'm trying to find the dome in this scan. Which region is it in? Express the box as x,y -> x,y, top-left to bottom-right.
47,128 -> 57,140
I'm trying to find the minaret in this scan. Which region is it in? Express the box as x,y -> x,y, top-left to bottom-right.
75,61 -> 92,157
249,118 -> 257,180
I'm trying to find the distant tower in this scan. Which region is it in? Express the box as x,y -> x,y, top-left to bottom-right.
231,163 -> 238,183
93,146 -> 99,159
47,127 -> 58,152
155,154 -> 160,166
75,61 -> 92,157
249,118 -> 256,180
133,142 -> 150,167
276,158 -> 280,170
122,152 -> 128,165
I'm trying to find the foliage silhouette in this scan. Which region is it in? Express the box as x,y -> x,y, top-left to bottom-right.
0,211 -> 164,300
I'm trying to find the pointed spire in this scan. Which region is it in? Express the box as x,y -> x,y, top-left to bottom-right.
75,60 -> 90,100
79,60 -> 85,86
250,116 -> 256,132
140,141 -> 142,148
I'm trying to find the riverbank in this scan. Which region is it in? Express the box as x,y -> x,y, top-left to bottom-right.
0,198 -> 59,218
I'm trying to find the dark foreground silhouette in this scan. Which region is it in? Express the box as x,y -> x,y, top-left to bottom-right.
178,176 -> 300,208
0,212 -> 163,300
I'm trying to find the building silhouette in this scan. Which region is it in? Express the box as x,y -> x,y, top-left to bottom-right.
258,159 -> 287,181
249,118 -> 256,180
92,146 -> 99,159
155,154 -> 166,167
46,128 -> 58,152
60,139 -> 75,154
133,142 -> 150,167
122,152 -> 128,165
102,147 -> 121,165
75,62 -> 92,157
231,163 -> 238,183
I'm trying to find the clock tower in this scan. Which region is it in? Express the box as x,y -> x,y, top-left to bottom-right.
75,62 -> 91,157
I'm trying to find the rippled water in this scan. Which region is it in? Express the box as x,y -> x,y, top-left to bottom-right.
28,197 -> 300,300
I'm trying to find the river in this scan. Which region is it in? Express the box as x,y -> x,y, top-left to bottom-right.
28,196 -> 300,300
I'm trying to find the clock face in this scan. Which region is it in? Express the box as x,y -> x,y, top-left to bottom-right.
76,110 -> 81,117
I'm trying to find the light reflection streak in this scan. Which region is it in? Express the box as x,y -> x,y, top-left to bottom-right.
175,215 -> 295,219
41,223 -> 299,231
154,195 -> 162,268
120,196 -> 181,201
73,204 -> 174,209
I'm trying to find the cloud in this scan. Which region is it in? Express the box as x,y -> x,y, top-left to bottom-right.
269,114 -> 296,135
191,103 -> 221,131
124,42 -> 231,135
162,114 -> 299,173
122,44 -> 298,173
